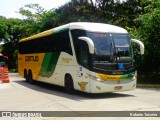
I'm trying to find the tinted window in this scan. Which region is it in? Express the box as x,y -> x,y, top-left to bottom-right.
77,41 -> 89,68
113,34 -> 132,57
19,30 -> 72,55
71,30 -> 90,68
71,29 -> 87,61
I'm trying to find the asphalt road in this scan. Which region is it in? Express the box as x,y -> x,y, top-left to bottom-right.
0,73 -> 160,120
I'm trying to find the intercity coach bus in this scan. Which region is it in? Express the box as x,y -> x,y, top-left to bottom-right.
18,22 -> 144,93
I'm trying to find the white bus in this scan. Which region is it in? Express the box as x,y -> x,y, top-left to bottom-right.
18,22 -> 144,93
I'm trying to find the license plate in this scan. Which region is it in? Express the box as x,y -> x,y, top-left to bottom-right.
115,86 -> 122,90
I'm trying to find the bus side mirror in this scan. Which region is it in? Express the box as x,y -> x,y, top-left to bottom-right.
78,37 -> 95,54
131,39 -> 145,55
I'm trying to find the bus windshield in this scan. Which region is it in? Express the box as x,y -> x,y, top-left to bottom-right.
87,32 -> 133,66
113,34 -> 132,57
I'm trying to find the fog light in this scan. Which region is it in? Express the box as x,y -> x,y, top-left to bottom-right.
132,75 -> 137,80
96,78 -> 101,81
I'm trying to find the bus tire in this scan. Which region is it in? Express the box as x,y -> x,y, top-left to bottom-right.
65,74 -> 74,94
28,70 -> 34,84
24,69 -> 28,82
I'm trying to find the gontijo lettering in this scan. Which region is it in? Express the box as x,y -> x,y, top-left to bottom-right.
25,56 -> 39,62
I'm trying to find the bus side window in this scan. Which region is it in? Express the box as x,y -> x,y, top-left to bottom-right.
71,29 -> 87,65
60,31 -> 73,55
77,41 -> 89,68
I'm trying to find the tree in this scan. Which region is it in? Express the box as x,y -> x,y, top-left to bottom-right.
0,16 -> 8,42
40,9 -> 61,31
112,0 -> 142,27
18,4 -> 45,35
128,0 -> 160,83
0,18 -> 23,69
55,0 -> 99,24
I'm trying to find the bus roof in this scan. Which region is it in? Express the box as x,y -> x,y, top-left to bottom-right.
69,22 -> 128,33
20,22 -> 128,42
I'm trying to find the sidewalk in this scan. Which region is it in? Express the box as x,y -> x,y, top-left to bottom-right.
0,83 -> 14,90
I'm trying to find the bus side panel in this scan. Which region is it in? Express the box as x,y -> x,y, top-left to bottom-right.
76,66 -> 91,92
60,52 -> 92,92
18,53 -> 45,79
37,64 -> 62,86
18,53 -> 23,77
60,52 -> 77,87
39,52 -> 61,78
35,52 -> 61,85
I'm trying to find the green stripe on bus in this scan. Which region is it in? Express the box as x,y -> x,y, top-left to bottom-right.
120,72 -> 135,79
39,52 -> 60,78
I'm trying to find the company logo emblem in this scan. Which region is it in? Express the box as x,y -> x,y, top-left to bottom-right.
118,63 -> 124,69
62,57 -> 72,63
78,82 -> 88,91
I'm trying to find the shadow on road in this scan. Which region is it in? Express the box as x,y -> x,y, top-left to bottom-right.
13,79 -> 135,100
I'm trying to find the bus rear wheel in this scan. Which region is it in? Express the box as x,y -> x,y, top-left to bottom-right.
28,70 -> 34,84
24,69 -> 28,82
65,75 -> 74,94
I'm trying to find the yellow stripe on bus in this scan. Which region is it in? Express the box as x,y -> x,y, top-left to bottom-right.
97,73 -> 121,80
97,72 -> 135,80
20,29 -> 54,42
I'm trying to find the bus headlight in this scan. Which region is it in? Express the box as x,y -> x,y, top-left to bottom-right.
96,78 -> 102,82
88,74 -> 103,82
132,74 -> 137,81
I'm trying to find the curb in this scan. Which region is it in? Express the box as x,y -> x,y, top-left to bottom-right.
137,84 -> 160,88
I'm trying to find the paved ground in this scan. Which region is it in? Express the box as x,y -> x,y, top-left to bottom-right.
0,73 -> 160,120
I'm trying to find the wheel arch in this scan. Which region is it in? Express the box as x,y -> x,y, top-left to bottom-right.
64,73 -> 74,85
64,73 -> 75,94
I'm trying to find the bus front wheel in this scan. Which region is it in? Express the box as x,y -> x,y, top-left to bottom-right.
65,75 -> 74,94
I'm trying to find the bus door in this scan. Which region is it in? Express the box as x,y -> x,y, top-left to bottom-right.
76,41 -> 90,92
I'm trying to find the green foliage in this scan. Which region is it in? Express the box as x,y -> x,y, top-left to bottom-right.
40,9 -> 61,31
128,1 -> 160,83
0,4 -> 47,69
19,3 -> 45,22
0,16 -> 8,41
1,42 -> 17,69
56,0 -> 98,24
